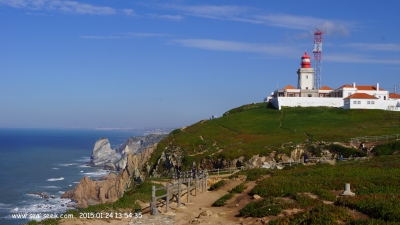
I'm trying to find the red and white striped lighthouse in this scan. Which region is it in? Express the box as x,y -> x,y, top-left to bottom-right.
301,52 -> 311,68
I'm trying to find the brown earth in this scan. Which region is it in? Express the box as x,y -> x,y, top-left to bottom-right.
59,174 -> 371,225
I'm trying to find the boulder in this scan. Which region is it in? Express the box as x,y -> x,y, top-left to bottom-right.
89,138 -> 119,167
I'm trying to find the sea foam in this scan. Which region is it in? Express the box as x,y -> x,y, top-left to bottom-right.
46,177 -> 64,181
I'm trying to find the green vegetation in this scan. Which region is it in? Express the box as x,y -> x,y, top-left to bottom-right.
149,103 -> 400,172
241,155 -> 400,224
230,182 -> 247,194
209,180 -> 226,191
373,140 -> 400,156
212,193 -> 234,207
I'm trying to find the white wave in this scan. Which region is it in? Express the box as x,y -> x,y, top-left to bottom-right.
75,157 -> 90,162
40,186 -> 60,189
0,203 -> 12,212
80,171 -> 83,172
57,163 -> 77,167
83,170 -> 108,177
78,164 -> 90,168
52,168 -> 59,170
46,177 -> 64,181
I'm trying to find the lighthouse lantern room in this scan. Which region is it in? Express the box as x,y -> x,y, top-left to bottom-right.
297,52 -> 316,94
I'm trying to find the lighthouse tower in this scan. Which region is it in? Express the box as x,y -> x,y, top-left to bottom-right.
297,52 -> 316,97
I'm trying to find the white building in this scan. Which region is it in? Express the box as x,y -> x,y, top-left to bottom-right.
269,52 -> 399,111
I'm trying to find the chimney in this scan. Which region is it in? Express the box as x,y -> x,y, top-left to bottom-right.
377,83 -> 379,91
353,82 -> 356,88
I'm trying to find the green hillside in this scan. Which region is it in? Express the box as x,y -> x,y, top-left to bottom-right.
150,103 -> 400,170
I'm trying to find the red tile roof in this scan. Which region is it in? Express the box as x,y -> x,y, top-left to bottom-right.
339,84 -> 384,91
356,85 -> 384,91
389,93 -> 400,99
343,93 -> 378,100
283,85 -> 296,90
319,86 -> 333,90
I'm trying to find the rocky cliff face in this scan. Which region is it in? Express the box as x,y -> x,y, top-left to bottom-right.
89,138 -> 119,167
89,134 -> 167,171
62,145 -> 157,208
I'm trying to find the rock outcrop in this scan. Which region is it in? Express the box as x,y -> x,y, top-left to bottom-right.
88,138 -> 119,167
62,144 -> 157,208
89,134 -> 167,171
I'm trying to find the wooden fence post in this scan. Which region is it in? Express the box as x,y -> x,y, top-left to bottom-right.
151,186 -> 158,215
187,177 -> 191,203
165,183 -> 170,213
177,178 -> 181,208
195,176 -> 198,196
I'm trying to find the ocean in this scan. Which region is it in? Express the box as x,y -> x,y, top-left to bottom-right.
0,128 -> 142,225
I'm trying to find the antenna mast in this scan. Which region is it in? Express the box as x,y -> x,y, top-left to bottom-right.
313,29 -> 323,89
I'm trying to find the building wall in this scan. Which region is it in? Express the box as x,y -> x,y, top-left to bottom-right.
342,99 -> 399,111
270,97 -> 343,110
297,68 -> 314,90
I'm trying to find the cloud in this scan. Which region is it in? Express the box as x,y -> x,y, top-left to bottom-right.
160,4 -> 251,18
0,0 -> 131,15
148,14 -> 183,21
325,53 -> 400,65
79,35 -> 120,39
79,33 -> 169,39
157,4 -> 354,36
172,39 -> 298,56
254,14 -> 352,36
342,43 -> 400,52
128,32 -> 169,38
122,9 -> 135,16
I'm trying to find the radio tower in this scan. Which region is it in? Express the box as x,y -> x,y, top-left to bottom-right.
313,29 -> 323,90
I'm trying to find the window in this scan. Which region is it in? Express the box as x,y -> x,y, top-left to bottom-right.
295,94 -> 299,97
371,101 -> 375,104
288,93 -> 294,97
348,93 -> 352,96
306,75 -> 308,79
358,101 -> 361,104
353,101 -> 357,104
320,94 -> 323,97
367,101 -> 370,104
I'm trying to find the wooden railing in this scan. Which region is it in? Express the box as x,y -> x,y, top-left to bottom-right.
351,133 -> 400,144
150,170 -> 208,215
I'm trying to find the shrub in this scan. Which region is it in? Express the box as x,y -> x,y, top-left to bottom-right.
373,140 -> 400,156
212,193 -> 234,206
327,144 -> 366,158
245,168 -> 269,181
239,198 -> 283,217
209,180 -> 226,191
230,182 -> 246,194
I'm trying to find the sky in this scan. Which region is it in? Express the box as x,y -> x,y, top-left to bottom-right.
1,0 -> 399,129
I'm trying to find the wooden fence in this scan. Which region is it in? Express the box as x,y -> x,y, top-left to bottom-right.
351,133 -> 400,144
150,170 -> 208,215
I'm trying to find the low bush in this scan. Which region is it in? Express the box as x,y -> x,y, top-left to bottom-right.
239,198 -> 283,217
212,193 -> 234,206
245,168 -> 269,181
209,180 -> 226,191
230,182 -> 246,194
327,144 -> 366,158
373,140 -> 400,156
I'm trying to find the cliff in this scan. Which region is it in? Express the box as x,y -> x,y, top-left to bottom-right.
62,144 -> 157,208
89,134 -> 167,171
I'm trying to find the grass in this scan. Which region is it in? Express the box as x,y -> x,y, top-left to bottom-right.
209,180 -> 226,191
240,155 -> 400,223
149,103 -> 400,173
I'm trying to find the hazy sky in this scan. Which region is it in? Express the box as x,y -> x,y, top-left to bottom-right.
1,0 -> 399,129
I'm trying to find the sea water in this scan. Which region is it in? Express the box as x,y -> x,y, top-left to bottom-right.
0,128 -> 142,225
